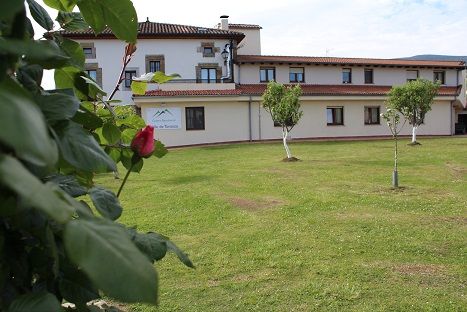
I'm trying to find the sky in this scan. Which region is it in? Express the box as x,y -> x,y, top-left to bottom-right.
34,0 -> 467,88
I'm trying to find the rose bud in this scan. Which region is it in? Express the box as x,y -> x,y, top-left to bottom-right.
130,125 -> 155,158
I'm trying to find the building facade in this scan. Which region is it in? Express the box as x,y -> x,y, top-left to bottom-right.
60,16 -> 467,147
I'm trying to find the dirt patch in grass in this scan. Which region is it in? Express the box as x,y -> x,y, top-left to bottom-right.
393,263 -> 446,276
437,216 -> 467,225
446,162 -> 467,180
224,195 -> 286,211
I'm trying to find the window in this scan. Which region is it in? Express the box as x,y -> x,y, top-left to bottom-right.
260,68 -> 275,82
86,69 -> 97,81
81,43 -> 96,59
364,69 -> 374,84
407,70 -> 419,82
124,70 -> 137,88
203,47 -> 213,55
434,71 -> 445,84
289,67 -> 304,83
200,68 -> 217,83
83,48 -> 93,56
342,68 -> 352,84
145,55 -> 165,73
327,107 -> 344,125
364,106 -> 380,125
186,107 -> 205,130
149,61 -> 160,72
85,63 -> 102,87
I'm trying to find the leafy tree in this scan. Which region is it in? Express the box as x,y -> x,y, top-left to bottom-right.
381,108 -> 406,188
262,82 -> 303,160
0,0 -> 192,310
386,79 -> 440,145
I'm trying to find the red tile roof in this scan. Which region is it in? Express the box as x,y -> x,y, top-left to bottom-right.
237,55 -> 466,68
55,21 -> 245,41
228,24 -> 262,29
139,84 -> 461,97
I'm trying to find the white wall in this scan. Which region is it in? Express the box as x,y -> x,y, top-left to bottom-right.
137,97 -> 453,147
232,28 -> 261,55
237,64 -> 460,86
79,38 -> 231,104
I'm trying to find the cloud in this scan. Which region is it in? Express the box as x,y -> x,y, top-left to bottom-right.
33,0 -> 467,89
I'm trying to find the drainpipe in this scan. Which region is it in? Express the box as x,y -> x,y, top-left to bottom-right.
451,100 -> 454,135
258,101 -> 262,140
230,39 -> 234,83
248,96 -> 252,141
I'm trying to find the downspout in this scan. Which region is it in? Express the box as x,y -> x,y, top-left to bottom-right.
230,39 -> 234,83
258,101 -> 262,141
248,96 -> 252,141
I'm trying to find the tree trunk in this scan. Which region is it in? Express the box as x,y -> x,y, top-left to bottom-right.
393,135 -> 399,188
411,126 -> 417,143
282,128 -> 292,159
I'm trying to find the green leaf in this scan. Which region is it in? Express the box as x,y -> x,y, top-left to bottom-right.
60,38 -> 85,69
59,264 -> 100,307
27,0 -> 54,31
130,80 -> 147,95
102,122 -> 121,145
47,174 -> 88,197
55,66 -> 86,99
72,105 -> 104,130
7,292 -> 61,312
166,239 -> 195,268
63,219 -> 158,303
117,114 -> 146,129
81,75 -> 107,97
37,92 -> 80,122
151,72 -> 181,84
89,187 -> 122,220
131,232 -> 167,263
0,77 -> 58,167
16,64 -> 43,93
0,155 -> 74,223
153,141 -> 168,158
121,128 -> 137,144
105,147 -> 121,163
0,0 -> 23,21
121,153 -> 143,173
56,11 -> 88,31
43,0 -> 76,12
54,121 -> 117,173
77,0 -> 137,43
76,0 -> 106,34
0,39 -> 69,69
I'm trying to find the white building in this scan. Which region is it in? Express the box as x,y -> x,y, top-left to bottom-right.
60,16 -> 467,147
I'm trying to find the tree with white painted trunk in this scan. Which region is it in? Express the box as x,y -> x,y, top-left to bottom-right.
386,79 -> 439,145
382,108 -> 406,188
262,82 -> 303,160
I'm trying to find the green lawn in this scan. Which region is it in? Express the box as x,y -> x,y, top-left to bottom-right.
99,137 -> 467,311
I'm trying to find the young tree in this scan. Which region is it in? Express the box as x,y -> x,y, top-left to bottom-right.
386,79 -> 440,145
382,109 -> 406,188
262,82 -> 303,160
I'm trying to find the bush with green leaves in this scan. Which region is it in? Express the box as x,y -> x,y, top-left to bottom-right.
262,82 -> 303,160
0,0 -> 192,310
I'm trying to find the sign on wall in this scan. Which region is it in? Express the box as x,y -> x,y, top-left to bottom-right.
146,107 -> 182,130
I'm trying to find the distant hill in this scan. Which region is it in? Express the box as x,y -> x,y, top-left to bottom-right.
399,54 -> 467,63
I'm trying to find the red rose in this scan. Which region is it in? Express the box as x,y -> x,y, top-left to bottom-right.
131,125 -> 155,158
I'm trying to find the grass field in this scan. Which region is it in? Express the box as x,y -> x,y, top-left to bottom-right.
99,137 -> 467,311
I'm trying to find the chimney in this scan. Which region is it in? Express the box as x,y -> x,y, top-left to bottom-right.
220,15 -> 229,30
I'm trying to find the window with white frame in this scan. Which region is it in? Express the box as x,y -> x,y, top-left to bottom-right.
327,107 -> 344,125
342,68 -> 352,84
433,71 -> 445,84
289,67 -> 304,83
